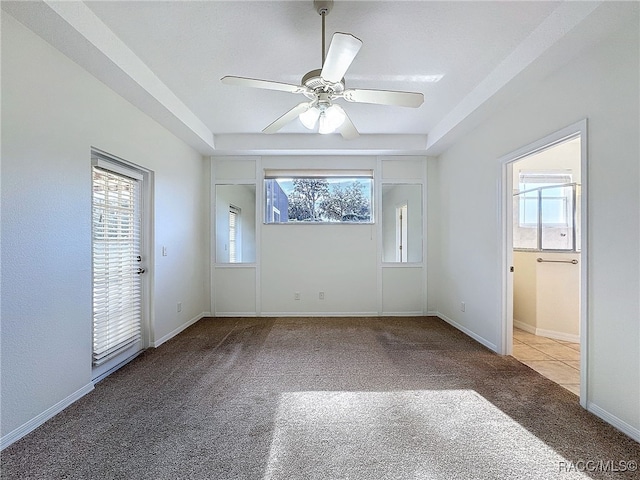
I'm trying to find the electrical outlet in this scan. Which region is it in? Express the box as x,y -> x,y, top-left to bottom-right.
162,246 -> 168,256
177,302 -> 182,313
294,292 -> 300,301
460,302 -> 466,312
319,291 -> 325,300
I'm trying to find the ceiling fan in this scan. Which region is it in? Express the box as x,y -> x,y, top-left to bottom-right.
221,0 -> 424,139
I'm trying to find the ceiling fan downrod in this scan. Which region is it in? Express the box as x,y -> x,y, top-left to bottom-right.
314,0 -> 333,65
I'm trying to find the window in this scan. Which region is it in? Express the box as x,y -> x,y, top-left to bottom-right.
514,172 -> 579,251
518,173 -> 572,228
264,170 -> 373,224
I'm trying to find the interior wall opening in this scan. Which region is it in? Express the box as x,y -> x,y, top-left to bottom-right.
510,137 -> 582,396
501,120 -> 587,407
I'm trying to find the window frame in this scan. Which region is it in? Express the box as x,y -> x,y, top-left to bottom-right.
513,173 -> 580,252
263,169 -> 375,225
517,172 -> 573,228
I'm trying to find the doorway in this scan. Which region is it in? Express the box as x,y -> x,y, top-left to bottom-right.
500,120 -> 587,406
91,151 -> 150,382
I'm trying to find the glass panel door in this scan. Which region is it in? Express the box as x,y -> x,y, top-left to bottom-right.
91,162 -> 145,381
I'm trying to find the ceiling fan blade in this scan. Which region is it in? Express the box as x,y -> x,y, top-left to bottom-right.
262,102 -> 310,134
320,33 -> 362,84
343,88 -> 424,108
221,76 -> 308,94
335,106 -> 359,140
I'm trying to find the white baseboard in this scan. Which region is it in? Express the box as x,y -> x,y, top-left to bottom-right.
214,312 -> 431,318
256,311 -> 380,317
1,382 -> 94,450
536,327 -> 580,343
381,311 -> 425,316
215,312 -> 433,317
436,312 -> 498,352
587,401 -> 640,443
514,319 -> 580,343
152,311 -> 210,347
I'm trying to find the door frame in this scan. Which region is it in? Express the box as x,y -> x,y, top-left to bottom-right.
90,148 -> 154,382
498,119 -> 588,407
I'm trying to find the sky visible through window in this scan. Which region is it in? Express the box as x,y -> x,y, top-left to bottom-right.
275,178 -> 371,197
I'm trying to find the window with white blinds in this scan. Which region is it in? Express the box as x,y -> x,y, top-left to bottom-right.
92,166 -> 142,367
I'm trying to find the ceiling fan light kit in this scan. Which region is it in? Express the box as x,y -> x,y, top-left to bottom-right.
221,0 -> 424,139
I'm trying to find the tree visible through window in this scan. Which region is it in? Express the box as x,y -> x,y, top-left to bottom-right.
264,172 -> 373,223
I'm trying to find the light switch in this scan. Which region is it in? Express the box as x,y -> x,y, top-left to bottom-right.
162,246 -> 168,256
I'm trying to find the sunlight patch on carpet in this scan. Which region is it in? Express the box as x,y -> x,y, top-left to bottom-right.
263,390 -> 589,480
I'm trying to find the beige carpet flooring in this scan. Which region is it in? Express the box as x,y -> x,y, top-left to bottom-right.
1,316 -> 638,479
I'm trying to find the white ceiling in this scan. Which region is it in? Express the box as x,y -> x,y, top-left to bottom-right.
2,1 -> 635,156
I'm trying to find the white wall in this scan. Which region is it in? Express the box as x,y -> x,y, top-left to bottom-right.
431,18 -> 639,437
426,158 -> 440,314
262,222 -> 378,314
212,156 -> 429,316
1,14 -> 210,444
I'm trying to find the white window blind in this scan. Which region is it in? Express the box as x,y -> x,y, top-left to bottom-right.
92,167 -> 142,366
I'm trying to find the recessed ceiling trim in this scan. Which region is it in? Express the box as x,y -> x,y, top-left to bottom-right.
212,133 -> 428,156
42,0 -> 215,153
425,0 -> 602,155
346,74 -> 444,83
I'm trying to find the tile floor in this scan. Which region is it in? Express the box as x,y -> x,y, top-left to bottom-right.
512,328 -> 580,396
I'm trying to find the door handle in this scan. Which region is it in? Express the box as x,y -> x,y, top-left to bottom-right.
136,268 -> 146,275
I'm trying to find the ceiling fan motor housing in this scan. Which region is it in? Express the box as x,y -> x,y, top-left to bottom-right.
302,68 -> 345,99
